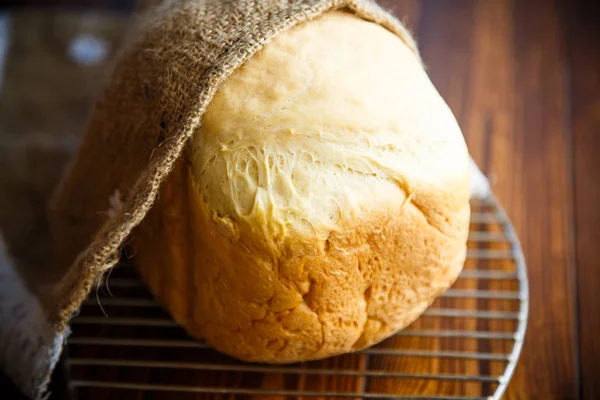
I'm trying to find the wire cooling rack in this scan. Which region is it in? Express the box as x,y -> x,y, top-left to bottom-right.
66,195 -> 528,400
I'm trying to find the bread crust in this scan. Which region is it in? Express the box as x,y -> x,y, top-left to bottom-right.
133,11 -> 470,363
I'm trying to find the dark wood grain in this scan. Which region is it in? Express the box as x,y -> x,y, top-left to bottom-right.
565,1 -> 600,399
417,1 -> 580,398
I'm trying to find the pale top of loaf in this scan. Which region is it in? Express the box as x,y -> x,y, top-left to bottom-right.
192,10 -> 469,243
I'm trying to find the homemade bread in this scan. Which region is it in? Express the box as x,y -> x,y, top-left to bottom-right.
133,10 -> 470,363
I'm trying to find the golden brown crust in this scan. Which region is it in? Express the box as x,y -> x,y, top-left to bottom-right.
133,11 -> 470,362
188,179 -> 468,362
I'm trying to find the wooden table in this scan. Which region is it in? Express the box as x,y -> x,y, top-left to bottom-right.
380,1 -> 598,399
0,1 -> 598,399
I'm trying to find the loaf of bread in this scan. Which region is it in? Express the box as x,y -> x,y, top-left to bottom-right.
133,10 -> 470,363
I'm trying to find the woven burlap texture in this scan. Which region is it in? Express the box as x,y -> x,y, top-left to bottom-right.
48,0 -> 419,341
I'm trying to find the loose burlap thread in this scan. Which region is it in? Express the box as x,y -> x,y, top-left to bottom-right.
2,1 -> 423,398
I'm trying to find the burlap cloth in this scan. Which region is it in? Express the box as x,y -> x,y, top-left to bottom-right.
0,1 -> 491,398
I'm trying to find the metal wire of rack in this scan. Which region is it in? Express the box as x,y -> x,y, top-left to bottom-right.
66,195 -> 529,400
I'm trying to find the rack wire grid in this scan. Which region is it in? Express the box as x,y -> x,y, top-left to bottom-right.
66,195 -> 529,400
